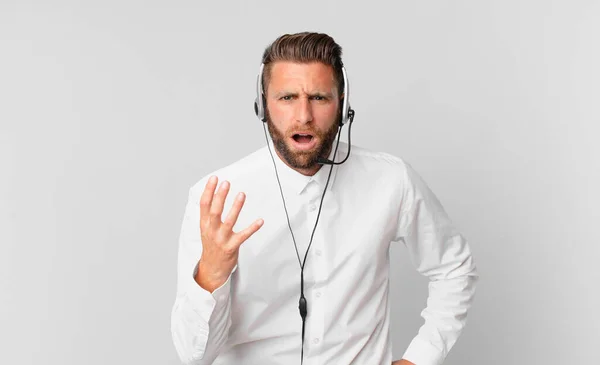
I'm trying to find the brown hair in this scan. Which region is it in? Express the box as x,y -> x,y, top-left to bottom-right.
261,32 -> 345,97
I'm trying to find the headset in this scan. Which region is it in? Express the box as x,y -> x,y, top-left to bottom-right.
252,61 -> 356,364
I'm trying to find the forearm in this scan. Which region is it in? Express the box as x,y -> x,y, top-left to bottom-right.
171,264 -> 235,364
393,360 -> 416,365
171,185 -> 237,364
402,257 -> 479,365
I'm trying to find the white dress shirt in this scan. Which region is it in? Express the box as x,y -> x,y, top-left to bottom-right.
171,136 -> 479,365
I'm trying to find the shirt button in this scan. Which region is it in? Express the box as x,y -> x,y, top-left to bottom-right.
313,338 -> 320,344
315,249 -> 322,256
308,204 -> 316,212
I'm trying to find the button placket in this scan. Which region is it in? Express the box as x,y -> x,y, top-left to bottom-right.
304,180 -> 325,354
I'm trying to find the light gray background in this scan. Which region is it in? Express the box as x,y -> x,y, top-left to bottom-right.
1,1 -> 598,364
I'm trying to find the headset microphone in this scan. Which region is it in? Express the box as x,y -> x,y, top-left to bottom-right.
316,109 -> 355,165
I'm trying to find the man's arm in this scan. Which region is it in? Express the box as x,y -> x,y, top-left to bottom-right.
393,360 -> 416,365
170,177 -> 263,364
170,182 -> 233,364
394,161 -> 479,365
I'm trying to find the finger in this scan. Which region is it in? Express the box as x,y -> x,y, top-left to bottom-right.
233,218 -> 264,246
209,180 -> 230,226
222,192 -> 246,231
200,176 -> 218,223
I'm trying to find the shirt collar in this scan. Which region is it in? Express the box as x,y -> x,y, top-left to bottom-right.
265,133 -> 340,196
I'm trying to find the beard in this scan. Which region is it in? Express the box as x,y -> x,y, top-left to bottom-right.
266,109 -> 340,170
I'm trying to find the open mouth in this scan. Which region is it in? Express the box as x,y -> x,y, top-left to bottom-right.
292,133 -> 314,143
290,133 -> 317,150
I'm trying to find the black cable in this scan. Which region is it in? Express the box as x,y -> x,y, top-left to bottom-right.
263,121 -> 343,364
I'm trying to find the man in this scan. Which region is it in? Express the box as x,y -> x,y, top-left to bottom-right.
171,32 -> 479,365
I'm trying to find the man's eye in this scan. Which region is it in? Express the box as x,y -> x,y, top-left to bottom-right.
281,96 -> 293,101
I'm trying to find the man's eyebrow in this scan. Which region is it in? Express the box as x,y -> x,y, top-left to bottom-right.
273,91 -> 298,98
309,91 -> 334,98
273,91 -> 335,98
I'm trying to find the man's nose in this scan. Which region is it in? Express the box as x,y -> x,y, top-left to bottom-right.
295,97 -> 313,124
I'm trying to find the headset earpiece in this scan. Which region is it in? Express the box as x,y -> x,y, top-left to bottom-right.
340,67 -> 352,126
254,63 -> 266,122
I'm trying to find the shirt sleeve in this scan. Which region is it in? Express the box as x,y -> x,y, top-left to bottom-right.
170,184 -> 237,364
394,161 -> 479,365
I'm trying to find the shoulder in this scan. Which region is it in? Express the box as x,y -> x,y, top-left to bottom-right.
344,142 -> 412,177
188,145 -> 270,196
345,144 -> 436,211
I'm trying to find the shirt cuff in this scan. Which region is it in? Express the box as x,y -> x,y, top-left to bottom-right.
401,336 -> 445,365
187,263 -> 238,321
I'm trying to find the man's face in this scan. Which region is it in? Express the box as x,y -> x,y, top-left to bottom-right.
265,61 -> 341,175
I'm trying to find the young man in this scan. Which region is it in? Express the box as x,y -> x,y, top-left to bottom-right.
171,32 -> 479,365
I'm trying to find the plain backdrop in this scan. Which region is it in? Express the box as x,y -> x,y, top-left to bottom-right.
1,1 -> 599,364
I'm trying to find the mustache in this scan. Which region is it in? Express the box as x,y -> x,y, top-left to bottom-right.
288,129 -> 321,137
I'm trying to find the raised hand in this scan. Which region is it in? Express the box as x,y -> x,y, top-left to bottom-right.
195,175 -> 264,292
